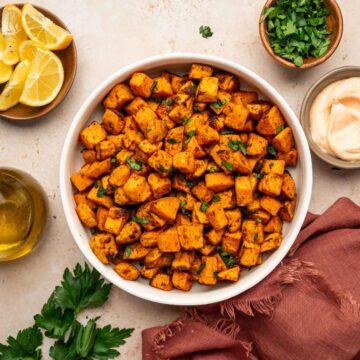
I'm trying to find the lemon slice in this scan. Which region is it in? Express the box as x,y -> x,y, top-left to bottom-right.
19,40 -> 44,62
0,60 -> 30,111
0,33 -> 5,60
1,5 -> 28,65
19,49 -> 64,107
21,4 -> 73,50
0,61 -> 13,84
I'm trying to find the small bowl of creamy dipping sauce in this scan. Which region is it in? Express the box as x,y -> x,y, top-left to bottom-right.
301,66 -> 360,169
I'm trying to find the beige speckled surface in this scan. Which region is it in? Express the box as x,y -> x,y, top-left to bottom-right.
1,1 -> 359,359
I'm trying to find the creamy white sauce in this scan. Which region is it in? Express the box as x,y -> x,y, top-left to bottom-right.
309,77 -> 360,161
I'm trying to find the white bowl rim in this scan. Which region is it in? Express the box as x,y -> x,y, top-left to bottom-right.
60,52 -> 313,306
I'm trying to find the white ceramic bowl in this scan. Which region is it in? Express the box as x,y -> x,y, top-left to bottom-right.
60,53 -> 312,306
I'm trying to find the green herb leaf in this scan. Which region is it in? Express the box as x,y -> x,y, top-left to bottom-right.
228,140 -> 248,155
268,145 -> 277,156
220,129 -> 235,135
131,216 -> 150,224
182,116 -> 191,125
184,130 -> 196,137
193,105 -> 200,112
196,262 -> 206,274
208,166 -> 217,173
254,233 -> 259,242
220,252 -> 235,268
276,124 -> 284,133
180,200 -> 187,208
90,227 -> 100,235
255,218 -> 262,223
167,138 -> 180,144
255,172 -> 265,179
221,161 -> 233,171
150,81 -> 158,93
110,157 -> 117,164
124,245 -> 131,258
240,207 -> 257,215
199,25 -> 213,39
126,157 -> 142,171
97,186 -> 107,198
212,196 -> 221,202
211,98 -> 227,109
200,202 -> 208,212
159,164 -> 173,173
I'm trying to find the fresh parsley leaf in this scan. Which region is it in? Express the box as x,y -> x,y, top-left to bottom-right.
184,130 -> 196,137
228,140 -> 248,155
255,218 -> 262,223
220,129 -> 235,135
124,245 -> 131,258
180,200 -> 187,208
268,144 -> 277,156
54,263 -> 112,315
212,196 -> 221,202
255,172 -> 265,179
196,262 -> 206,274
221,161 -> 233,171
159,164 -> 173,173
220,252 -> 234,268
150,81 -> 158,93
0,325 -> 43,360
240,207 -> 257,215
97,186 -> 107,198
193,105 -> 199,112
276,124 -> 284,133
254,233 -> 259,242
90,227 -> 100,235
211,98 -> 227,109
131,216 -> 149,224
199,25 -> 213,39
200,202 -> 208,212
182,116 -> 191,125
34,295 -> 74,340
110,157 -> 117,164
49,338 -> 77,360
167,138 -> 180,144
208,166 -> 217,173
126,157 -> 142,171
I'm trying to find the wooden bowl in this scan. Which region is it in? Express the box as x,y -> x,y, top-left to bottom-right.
259,0 -> 343,70
0,4 -> 77,121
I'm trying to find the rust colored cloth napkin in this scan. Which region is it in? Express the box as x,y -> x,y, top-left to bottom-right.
142,198 -> 360,360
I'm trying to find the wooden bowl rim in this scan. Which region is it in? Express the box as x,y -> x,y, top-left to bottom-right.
0,3 -> 77,121
259,0 -> 343,70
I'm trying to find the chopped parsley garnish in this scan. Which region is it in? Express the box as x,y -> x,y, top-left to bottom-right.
90,227 -> 100,234
209,166 -> 217,173
263,0 -> 332,67
221,161 -> 233,171
268,144 -> 277,156
110,157 -> 117,164
146,127 -> 152,133
167,138 -> 180,144
255,218 -> 262,223
124,245 -> 131,258
182,116 -> 191,125
196,262 -> 206,274
228,140 -> 248,155
126,157 -> 142,171
212,98 -> 227,109
220,129 -> 235,135
131,216 -> 150,224
240,207 -> 257,215
184,130 -> 196,137
159,164 -> 173,173
166,98 -> 174,106
150,81 -> 158,93
200,202 -> 208,212
199,25 -> 213,39
97,186 -> 107,197
254,233 -> 259,242
180,200 -> 187,208
276,124 -> 285,133
255,172 -> 265,179
220,251 -> 235,268
212,196 -> 221,202
193,105 -> 200,112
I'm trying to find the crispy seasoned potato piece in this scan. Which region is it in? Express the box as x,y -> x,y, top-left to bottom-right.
71,171 -> 94,192
103,84 -> 134,109
164,126 -> 184,155
136,202 -> 166,231
114,187 -> 133,206
192,159 -> 208,178
85,159 -> 112,179
205,173 -> 234,192
82,149 -> 97,164
215,189 -> 236,209
114,262 -> 140,280
264,215 -> 283,233
124,242 -> 151,260
87,186 -> 114,208
171,74 -> 186,93
141,266 -> 160,279
125,96 -> 148,115
109,165 -> 130,187
232,91 -> 258,105
90,233 -> 117,264
192,182 -> 214,203
199,242 -> 216,256
150,273 -> 173,291
148,173 -> 172,199
242,220 -> 264,244
206,228 -> 225,245
260,196 -> 282,216
258,173 -> 283,197
262,160 -> 285,175
80,121 -> 107,150
177,223 -> 204,250
196,125 -> 220,145
116,221 -> 142,245
209,90 -> 232,115
246,133 -> 268,156
129,72 -> 154,98
247,103 -> 263,120
192,202 -> 210,225
123,174 -> 152,203
96,140 -> 116,161
151,197 -> 181,221
282,171 -> 296,200
134,107 -> 167,143
74,192 -> 96,210
158,227 -> 181,252
76,203 -> 97,228
145,247 -> 173,268
276,148 -> 298,167
102,109 -> 125,135
206,202 -> 228,230
184,135 -> 206,159
173,151 -> 195,173
148,150 -> 173,175
272,127 -> 294,154
196,77 -> 219,102
223,102 -> 249,131
104,206 -> 129,235
217,266 -> 240,282
189,64 -> 213,79
256,106 -> 284,135
152,76 -> 173,98
239,241 -> 260,266
140,229 -> 162,247
279,199 -> 296,222
215,73 -> 239,92
225,209 -> 242,232
198,256 -> 218,285
260,233 -> 282,252
96,207 -> 108,231
222,231 -> 242,255
172,251 -> 195,270
248,209 -> 271,225
214,253 -> 227,271
235,176 -> 253,206
172,271 -> 193,291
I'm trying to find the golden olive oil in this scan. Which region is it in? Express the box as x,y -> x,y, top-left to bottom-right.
0,168 -> 47,261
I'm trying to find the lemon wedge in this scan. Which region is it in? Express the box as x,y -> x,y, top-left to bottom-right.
19,48 -> 64,107
1,5 -> 28,65
0,60 -> 30,111
21,4 -> 73,50
0,61 -> 13,84
19,39 -> 43,62
0,33 -> 5,60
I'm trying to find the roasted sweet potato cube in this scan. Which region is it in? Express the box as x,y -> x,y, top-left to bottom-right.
223,102 -> 249,131
103,84 -> 134,109
168,102 -> 193,124
76,203 -> 97,228
148,150 -> 173,176
145,247 -> 172,268
215,189 -> 236,209
282,171 -> 296,200
198,256 -> 218,285
171,74 -> 186,93
157,227 -> 180,252
150,273 -> 173,291
172,271 -> 193,291
222,231 -> 242,255
192,159 -> 208,178
164,126 -> 184,155
114,187 -> 133,205
137,140 -> 158,156
87,186 -> 114,208
195,125 -> 220,145
276,149 -> 298,167
90,233 -> 117,264
248,209 -> 271,225
115,149 -> 134,165
109,165 -> 130,187
85,159 -> 112,179
262,160 -> 285,175
232,91 -> 258,105
102,109 -> 125,134
184,136 -> 206,159
129,72 -> 154,98
239,241 -> 260,266
199,241 -> 216,256
196,77 -> 219,102
191,182 -> 214,203
125,96 -> 148,115
122,129 -> 144,151
175,213 -> 192,225
96,207 -> 108,231
134,107 -> 167,143
256,106 -> 284,135
123,174 -> 152,203
152,76 -> 173,98
258,173 -> 283,196
247,199 -> 260,212
104,206 -> 129,234
217,266 -> 240,282
114,262 -> 140,281
177,223 -> 204,250
74,192 -> 96,210
260,233 -> 282,252
206,228 -> 225,245
189,63 -> 213,79
151,197 -> 181,222
135,202 -> 166,231
95,140 -> 116,160
177,81 -> 197,97
209,90 -> 232,115
247,103 -> 263,120
116,221 -> 142,245
82,149 -> 97,164
80,121 -> 107,150
264,215 -> 283,233
205,173 -> 234,192
172,174 -> 192,193
172,251 -> 195,270
71,171 -> 94,192
279,199 -> 296,222
235,176 -> 253,206
192,202 -> 210,225
246,133 -> 268,156
141,266 -> 160,279
140,229 -> 162,247
173,151 -> 195,173
214,253 -> 227,271
148,173 -> 172,199
124,242 -> 151,260
107,134 -> 124,151
242,220 -> 264,243
272,127 -> 294,154
260,196 -> 282,216
215,73 -> 239,92
225,209 -> 242,232
206,202 -> 228,230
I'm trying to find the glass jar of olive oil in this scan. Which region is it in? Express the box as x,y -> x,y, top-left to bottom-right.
0,168 -> 47,261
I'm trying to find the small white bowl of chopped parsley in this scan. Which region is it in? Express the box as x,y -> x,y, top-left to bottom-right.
259,0 -> 343,69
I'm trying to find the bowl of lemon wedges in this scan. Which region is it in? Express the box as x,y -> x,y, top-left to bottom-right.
0,3 -> 76,120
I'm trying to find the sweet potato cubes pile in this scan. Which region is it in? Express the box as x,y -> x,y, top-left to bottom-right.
71,63 -> 298,292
